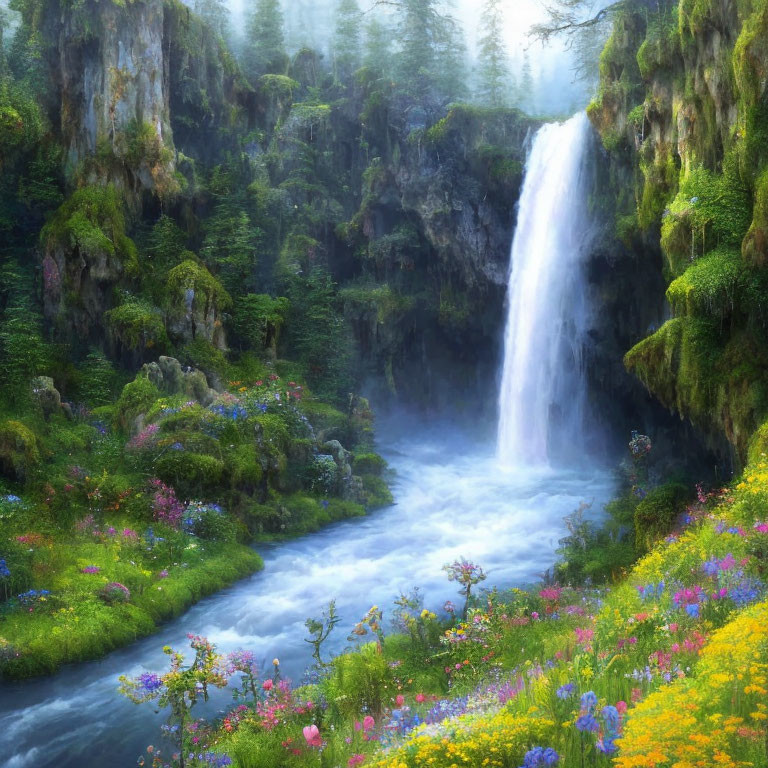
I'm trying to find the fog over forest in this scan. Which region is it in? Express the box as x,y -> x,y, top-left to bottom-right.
222,0 -> 599,115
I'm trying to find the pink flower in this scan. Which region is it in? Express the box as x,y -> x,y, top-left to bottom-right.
302,724 -> 322,748
362,715 -> 375,733
531,611 -> 539,620
415,693 -> 426,704
348,756 -> 366,767
395,695 -> 405,707
616,700 -> 628,714
262,679 -> 273,691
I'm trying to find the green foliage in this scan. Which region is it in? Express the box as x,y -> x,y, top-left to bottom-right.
166,258 -> 231,310
74,349 -> 119,406
105,297 -> 168,353
284,269 -> 353,403
231,294 -> 289,353
155,452 -> 225,498
634,482 -> 690,550
41,185 -> 138,273
116,375 -> 161,431
361,474 -> 393,509
325,643 -> 395,720
0,419 -> 39,480
476,0 -> 511,107
352,452 -> 387,476
192,509 -> 237,542
332,0 -> 361,82
0,304 -> 54,405
244,0 -> 287,78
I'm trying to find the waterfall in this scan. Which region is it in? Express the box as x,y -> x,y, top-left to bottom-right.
497,113 -> 594,467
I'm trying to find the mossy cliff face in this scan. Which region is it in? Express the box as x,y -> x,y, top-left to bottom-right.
590,0 -> 768,463
16,0 -> 538,415
334,104 -> 538,411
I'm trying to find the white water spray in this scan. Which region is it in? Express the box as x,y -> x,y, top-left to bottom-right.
497,113 -> 594,466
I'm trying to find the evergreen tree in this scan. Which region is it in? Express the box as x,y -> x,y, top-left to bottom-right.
395,0 -> 458,110
435,16 -> 469,104
332,0 -> 362,83
519,51 -> 534,112
193,0 -> 230,40
244,0 -> 287,78
363,15 -> 391,76
476,0 -> 510,107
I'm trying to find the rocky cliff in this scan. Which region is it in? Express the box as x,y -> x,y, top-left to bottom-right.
589,0 -> 768,465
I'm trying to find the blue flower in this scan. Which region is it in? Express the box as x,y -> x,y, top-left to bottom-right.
521,746 -> 559,767
0,559 -> 9,578
556,683 -> 574,700
685,603 -> 700,618
580,691 -> 598,712
575,713 -> 599,732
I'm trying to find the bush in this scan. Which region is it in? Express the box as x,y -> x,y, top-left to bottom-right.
98,582 -> 131,604
325,644 -> 396,720
155,452 -> 225,498
353,452 -> 387,476
192,510 -> 237,543
634,482 -> 691,550
361,475 -> 393,509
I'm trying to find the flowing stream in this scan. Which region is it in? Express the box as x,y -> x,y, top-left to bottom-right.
0,115 -> 611,768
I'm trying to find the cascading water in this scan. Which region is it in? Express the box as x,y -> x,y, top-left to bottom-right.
497,113 -> 595,466
1,115 -> 614,768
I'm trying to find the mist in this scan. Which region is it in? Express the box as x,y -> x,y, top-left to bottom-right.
220,0 -> 600,116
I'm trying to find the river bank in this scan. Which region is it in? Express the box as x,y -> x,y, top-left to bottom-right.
0,428 -> 614,768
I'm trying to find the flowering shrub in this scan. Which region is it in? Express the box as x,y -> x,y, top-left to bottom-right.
99,582 -> 130,604
443,557 -> 487,619
369,713 -> 554,768
150,479 -> 184,528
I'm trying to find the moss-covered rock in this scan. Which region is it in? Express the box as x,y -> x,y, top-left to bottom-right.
0,420 -> 39,481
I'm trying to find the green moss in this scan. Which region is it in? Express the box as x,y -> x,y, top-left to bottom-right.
638,148 -> 679,232
361,474 -> 393,510
660,163 -> 751,276
340,283 -> 414,325
299,401 -> 349,437
733,0 -> 768,110
115,375 -> 161,431
155,452 -> 225,497
352,452 -> 387,476
626,317 -> 768,460
41,185 -> 138,274
105,297 -> 168,352
0,420 -> 39,480
257,74 -> 299,99
666,248 -> 745,317
166,259 -> 231,310
742,168 -> 768,265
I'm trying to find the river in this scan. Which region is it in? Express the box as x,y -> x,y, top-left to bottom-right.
0,424 -> 612,768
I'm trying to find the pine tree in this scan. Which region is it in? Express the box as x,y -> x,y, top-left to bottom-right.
476,0 -> 510,107
363,15 -> 391,76
332,0 -> 362,84
193,0 -> 230,40
395,0 -> 458,109
519,51 -> 534,113
244,0 -> 287,79
435,17 -> 469,104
